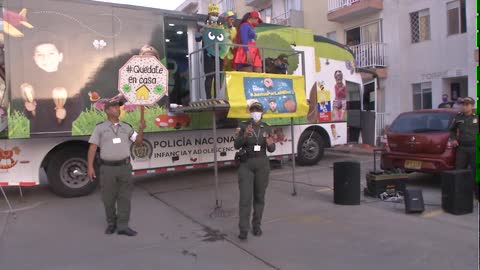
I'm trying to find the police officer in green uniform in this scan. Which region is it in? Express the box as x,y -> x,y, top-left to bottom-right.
234,102 -> 276,240
87,99 -> 146,236
450,96 -> 478,198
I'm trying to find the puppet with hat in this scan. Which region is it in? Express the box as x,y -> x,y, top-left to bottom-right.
195,1 -> 232,99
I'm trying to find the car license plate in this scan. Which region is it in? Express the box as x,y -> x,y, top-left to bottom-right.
405,160 -> 422,170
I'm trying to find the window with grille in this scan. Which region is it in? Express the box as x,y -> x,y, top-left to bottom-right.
447,0 -> 466,35
412,82 -> 432,110
410,9 -> 430,43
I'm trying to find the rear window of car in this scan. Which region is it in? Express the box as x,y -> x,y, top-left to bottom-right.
389,112 -> 455,133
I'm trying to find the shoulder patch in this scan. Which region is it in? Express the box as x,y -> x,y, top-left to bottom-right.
122,121 -> 133,128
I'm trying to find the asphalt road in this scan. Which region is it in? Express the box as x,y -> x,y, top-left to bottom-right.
0,152 -> 478,270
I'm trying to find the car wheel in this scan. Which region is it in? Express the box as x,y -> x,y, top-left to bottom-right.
297,131 -> 325,166
47,146 -> 98,197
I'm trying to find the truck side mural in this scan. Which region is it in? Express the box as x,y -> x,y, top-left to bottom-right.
0,0 -> 363,197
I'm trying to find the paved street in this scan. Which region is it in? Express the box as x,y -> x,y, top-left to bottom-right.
0,152 -> 478,270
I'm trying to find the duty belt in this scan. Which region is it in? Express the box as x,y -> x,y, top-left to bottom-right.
100,158 -> 130,166
459,140 -> 476,147
247,152 -> 267,158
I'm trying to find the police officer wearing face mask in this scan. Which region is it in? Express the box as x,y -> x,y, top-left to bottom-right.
234,102 -> 276,240
450,96 -> 478,199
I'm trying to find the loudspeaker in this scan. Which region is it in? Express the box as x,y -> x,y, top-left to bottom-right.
441,170 -> 473,215
333,161 -> 360,205
404,188 -> 425,213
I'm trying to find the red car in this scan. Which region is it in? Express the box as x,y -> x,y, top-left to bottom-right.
381,109 -> 458,173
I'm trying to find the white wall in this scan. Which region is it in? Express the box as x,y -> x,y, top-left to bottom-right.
381,0 -> 474,123
465,0 -> 476,104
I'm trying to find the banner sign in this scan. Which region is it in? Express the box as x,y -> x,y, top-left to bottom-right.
225,72 -> 308,119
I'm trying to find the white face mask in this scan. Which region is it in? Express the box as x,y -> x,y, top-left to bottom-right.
250,112 -> 262,122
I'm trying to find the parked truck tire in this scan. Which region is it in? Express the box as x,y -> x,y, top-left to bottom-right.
297,131 -> 325,166
47,146 -> 97,197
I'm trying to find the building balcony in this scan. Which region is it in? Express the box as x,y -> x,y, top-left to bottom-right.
176,0 -> 199,13
327,0 -> 383,22
271,10 -> 304,27
245,0 -> 272,8
350,42 -> 388,77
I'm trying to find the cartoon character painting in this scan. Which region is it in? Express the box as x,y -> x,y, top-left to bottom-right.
332,70 -> 347,121
0,8 -> 34,42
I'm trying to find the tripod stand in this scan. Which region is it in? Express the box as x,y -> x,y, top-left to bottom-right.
0,185 -> 14,213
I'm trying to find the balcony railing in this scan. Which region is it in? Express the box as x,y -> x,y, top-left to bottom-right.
271,10 -> 304,27
327,0 -> 383,22
245,0 -> 272,8
328,0 -> 361,12
349,42 -> 387,68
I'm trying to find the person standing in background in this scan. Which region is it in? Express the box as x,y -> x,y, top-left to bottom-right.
223,10 -> 237,71
233,11 -> 263,73
450,97 -> 478,199
438,94 -> 454,108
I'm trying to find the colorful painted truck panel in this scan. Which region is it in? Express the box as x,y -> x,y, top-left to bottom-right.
0,0 -> 362,197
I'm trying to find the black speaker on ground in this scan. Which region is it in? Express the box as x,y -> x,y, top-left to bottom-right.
333,161 -> 360,205
441,170 -> 473,215
404,188 -> 425,213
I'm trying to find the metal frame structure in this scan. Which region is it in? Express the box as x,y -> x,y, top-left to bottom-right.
176,42 -> 307,210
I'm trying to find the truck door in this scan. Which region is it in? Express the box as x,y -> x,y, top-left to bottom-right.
164,17 -> 199,106
346,81 -> 361,143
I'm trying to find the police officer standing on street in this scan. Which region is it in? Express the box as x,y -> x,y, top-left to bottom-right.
450,96 -> 478,199
234,102 -> 276,240
87,99 -> 146,236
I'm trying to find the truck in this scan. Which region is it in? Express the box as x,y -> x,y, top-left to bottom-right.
0,0 -> 364,197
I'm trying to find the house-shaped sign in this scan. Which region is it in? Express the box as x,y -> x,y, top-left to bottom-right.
118,55 -> 168,105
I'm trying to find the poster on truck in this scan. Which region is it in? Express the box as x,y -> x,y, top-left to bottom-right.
3,0 -> 172,138
1,0 -> 361,140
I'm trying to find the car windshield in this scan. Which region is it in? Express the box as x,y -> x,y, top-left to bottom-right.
389,112 -> 454,133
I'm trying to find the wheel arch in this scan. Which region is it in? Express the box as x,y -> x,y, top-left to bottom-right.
299,125 -> 331,149
41,140 -> 89,173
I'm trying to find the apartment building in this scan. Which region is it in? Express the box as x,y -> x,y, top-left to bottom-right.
177,0 -> 305,27
177,0 -> 476,124
324,0 -> 476,123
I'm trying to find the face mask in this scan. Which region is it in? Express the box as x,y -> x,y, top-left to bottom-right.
210,16 -> 219,22
442,96 -> 448,102
250,112 -> 262,122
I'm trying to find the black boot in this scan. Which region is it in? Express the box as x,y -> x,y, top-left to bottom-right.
238,231 -> 248,240
252,226 -> 262,236
105,224 -> 116,235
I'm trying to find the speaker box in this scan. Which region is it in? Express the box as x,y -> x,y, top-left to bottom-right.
333,161 -> 360,205
441,170 -> 473,215
404,188 -> 425,213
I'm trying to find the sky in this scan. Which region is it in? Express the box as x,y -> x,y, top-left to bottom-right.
93,0 -> 186,10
